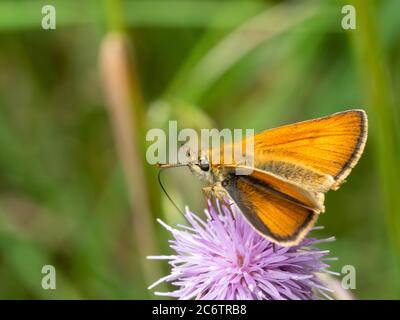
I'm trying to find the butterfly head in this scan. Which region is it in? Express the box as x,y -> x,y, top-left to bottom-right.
157,143 -> 214,183
180,143 -> 214,183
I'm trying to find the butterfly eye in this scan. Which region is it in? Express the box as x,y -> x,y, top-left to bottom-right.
199,158 -> 210,172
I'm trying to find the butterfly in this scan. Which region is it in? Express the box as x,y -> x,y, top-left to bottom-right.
158,109 -> 368,246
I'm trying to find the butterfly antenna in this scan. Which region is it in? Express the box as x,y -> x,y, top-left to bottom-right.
158,168 -> 185,216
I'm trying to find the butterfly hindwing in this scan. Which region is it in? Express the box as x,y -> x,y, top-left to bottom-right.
222,170 -> 319,245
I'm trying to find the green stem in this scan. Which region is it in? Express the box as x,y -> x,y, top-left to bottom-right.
104,0 -> 124,32
101,0 -> 165,296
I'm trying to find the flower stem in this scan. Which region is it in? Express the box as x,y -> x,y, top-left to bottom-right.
100,0 -> 164,294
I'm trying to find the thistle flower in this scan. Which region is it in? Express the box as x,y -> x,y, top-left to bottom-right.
148,201 -> 337,300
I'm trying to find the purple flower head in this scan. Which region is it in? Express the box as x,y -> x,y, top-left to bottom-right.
148,201 -> 336,300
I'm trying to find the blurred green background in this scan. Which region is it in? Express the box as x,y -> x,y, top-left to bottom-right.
0,0 -> 399,299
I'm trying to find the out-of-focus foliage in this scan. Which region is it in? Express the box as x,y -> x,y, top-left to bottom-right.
0,0 -> 399,299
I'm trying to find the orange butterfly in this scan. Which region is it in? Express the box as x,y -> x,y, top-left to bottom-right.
158,110 -> 368,246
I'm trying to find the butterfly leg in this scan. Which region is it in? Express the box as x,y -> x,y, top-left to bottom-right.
201,186 -> 212,201
202,185 -> 223,208
202,184 -> 234,208
213,183 -> 233,205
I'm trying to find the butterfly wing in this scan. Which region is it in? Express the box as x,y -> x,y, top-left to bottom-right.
222,171 -> 318,246
243,109 -> 368,192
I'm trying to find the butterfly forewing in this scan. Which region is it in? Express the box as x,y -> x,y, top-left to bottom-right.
243,109 -> 368,191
